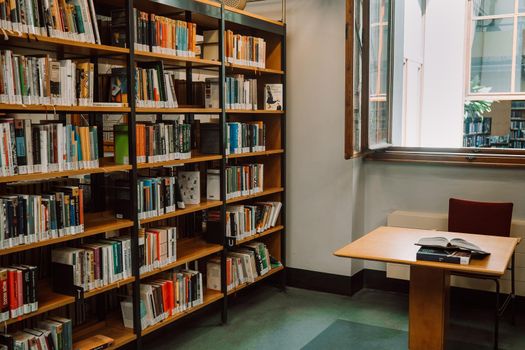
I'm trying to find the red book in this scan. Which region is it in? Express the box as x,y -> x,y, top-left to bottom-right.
165,280 -> 174,315
0,269 -> 8,314
7,269 -> 17,318
16,269 -> 23,315
160,281 -> 169,315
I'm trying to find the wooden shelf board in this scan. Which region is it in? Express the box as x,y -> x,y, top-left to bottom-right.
227,266 -> 284,296
135,50 -> 222,67
0,159 -> 131,184
141,289 -> 223,335
5,32 -> 130,57
227,63 -> 284,75
83,276 -> 135,299
194,0 -> 284,27
138,154 -> 222,169
0,215 -> 133,256
5,284 -> 75,326
235,225 -> 284,246
136,107 -> 221,114
226,110 -> 284,115
73,315 -> 136,350
140,238 -> 223,279
140,200 -> 222,224
0,104 -> 130,113
226,149 -> 284,159
226,187 -> 284,204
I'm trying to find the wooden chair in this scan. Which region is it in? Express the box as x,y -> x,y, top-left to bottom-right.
448,198 -> 515,350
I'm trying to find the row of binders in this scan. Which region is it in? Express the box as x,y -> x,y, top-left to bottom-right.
225,164 -> 264,200
0,119 -> 99,177
0,266 -> 38,321
136,62 -> 179,108
120,269 -> 203,330
0,317 -> 72,350
0,184 -> 84,249
138,226 -> 177,275
224,202 -> 282,240
207,242 -> 274,292
135,122 -> 192,163
51,236 -> 132,292
0,51 -> 96,106
224,30 -> 267,68
0,0 -> 100,44
204,75 -> 258,110
226,122 -> 266,155
137,176 -> 180,220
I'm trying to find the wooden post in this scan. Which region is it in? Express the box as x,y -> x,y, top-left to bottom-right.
409,265 -> 450,350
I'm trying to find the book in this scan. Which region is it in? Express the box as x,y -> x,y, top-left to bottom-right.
224,30 -> 266,68
415,236 -> 490,256
226,75 -> 258,110
178,171 -> 200,205
416,247 -> 472,265
135,176 -> 177,220
122,268 -> 203,330
72,335 -> 113,350
134,120 -> 191,164
136,61 -> 178,108
224,164 -> 264,200
138,226 -> 177,275
226,121 -> 266,155
264,84 -> 283,111
0,0 -> 100,43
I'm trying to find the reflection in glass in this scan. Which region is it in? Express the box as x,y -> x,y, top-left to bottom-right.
516,17 -> 525,91
471,18 -> 513,93
353,0 -> 363,153
369,0 -> 390,148
473,0 -> 515,16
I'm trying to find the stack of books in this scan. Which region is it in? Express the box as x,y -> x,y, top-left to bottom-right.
415,236 -> 490,265
225,164 -> 264,200
0,317 -> 73,350
0,266 -> 38,321
138,226 -> 177,275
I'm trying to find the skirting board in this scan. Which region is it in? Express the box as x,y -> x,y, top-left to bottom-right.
287,268 -> 525,306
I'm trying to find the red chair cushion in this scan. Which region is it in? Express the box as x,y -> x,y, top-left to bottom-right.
448,198 -> 513,237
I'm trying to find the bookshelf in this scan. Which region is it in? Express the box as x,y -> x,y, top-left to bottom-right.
0,0 -> 285,348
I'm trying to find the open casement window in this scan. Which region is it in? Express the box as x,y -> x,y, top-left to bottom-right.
346,0 -> 392,159
345,0 -> 525,166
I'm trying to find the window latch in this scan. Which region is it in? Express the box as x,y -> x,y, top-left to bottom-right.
466,155 -> 476,161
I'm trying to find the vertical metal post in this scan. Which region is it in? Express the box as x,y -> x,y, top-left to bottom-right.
219,2 -> 228,325
126,1 -> 142,348
280,24 -> 287,291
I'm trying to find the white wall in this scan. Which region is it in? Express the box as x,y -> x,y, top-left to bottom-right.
247,0 -> 356,276
419,0 -> 465,147
363,161 -> 525,270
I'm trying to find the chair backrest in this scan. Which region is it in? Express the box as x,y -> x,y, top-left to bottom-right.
448,198 -> 513,237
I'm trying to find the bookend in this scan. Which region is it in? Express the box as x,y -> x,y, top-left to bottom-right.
51,263 -> 85,324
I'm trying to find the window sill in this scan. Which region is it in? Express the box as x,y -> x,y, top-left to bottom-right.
365,147 -> 525,168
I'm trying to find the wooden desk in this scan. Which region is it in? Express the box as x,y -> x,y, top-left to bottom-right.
334,226 -> 520,350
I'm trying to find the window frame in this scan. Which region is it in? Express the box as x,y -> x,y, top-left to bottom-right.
345,0 -> 525,166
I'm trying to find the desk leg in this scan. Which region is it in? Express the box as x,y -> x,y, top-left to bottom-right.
409,266 -> 450,350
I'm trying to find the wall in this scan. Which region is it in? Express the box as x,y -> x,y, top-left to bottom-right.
246,0 -> 356,276
363,161 -> 525,270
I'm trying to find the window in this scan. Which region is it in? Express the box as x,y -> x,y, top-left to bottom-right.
345,0 -> 525,165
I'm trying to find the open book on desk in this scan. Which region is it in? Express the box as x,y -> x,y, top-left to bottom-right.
415,236 -> 490,265
415,236 -> 490,256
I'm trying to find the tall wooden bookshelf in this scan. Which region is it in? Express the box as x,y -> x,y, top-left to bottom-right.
0,0 -> 285,349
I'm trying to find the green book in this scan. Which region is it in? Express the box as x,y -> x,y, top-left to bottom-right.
114,124 -> 129,165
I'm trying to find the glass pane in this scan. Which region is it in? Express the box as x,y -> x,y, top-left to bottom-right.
353,0 -> 363,153
369,100 -> 389,147
463,100 -> 525,149
520,0 -> 525,12
369,0 -> 390,148
516,17 -> 525,91
470,18 -> 513,93
473,0 -> 515,16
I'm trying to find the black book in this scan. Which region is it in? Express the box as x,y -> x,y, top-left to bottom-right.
31,127 -> 41,167
14,119 -> 27,167
415,236 -> 490,256
0,333 -> 14,350
416,247 -> 471,265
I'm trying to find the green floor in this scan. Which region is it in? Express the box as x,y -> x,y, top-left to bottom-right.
144,285 -> 525,349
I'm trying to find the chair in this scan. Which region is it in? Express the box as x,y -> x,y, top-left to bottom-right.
448,198 -> 515,350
